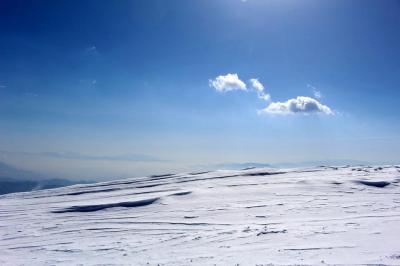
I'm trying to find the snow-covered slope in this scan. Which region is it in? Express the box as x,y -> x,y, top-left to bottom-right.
1,165 -> 400,265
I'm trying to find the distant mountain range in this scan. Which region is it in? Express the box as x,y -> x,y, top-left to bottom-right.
0,161 -> 89,195
211,162 -> 273,170
207,159 -> 374,171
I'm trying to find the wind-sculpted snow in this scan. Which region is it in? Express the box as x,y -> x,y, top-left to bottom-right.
1,166 -> 400,265
52,198 -> 160,213
355,180 -> 391,188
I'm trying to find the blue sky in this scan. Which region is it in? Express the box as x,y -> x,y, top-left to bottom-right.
1,0 -> 400,179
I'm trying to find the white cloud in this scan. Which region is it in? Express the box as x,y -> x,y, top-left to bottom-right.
85,46 -> 99,56
313,90 -> 322,99
261,96 -> 333,115
23,92 -> 39,97
307,84 -> 322,99
258,93 -> 271,101
249,78 -> 264,92
250,78 -> 270,101
211,75 -> 334,115
209,73 -> 246,92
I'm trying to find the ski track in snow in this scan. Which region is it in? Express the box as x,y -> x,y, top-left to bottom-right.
1,165 -> 400,265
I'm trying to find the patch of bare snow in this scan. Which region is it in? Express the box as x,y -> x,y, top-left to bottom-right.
1,165 -> 400,265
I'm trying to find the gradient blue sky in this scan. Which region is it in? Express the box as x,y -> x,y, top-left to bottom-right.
1,0 -> 400,179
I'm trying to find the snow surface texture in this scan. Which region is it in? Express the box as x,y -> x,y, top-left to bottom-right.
1,165 -> 400,265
